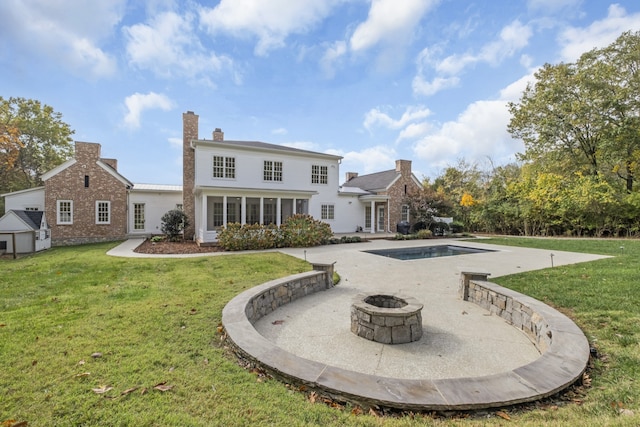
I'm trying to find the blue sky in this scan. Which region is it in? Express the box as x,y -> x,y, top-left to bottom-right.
2,1 -> 639,186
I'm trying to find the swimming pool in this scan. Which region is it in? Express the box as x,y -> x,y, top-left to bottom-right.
363,245 -> 495,260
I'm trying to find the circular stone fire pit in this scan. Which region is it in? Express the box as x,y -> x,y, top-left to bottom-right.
350,293 -> 424,344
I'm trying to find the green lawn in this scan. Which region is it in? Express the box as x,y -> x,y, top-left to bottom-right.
1,239 -> 639,426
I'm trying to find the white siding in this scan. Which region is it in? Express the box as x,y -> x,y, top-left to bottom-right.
128,189 -> 183,235
4,188 -> 45,212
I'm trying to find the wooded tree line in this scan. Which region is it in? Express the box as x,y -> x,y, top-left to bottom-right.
408,31 -> 640,237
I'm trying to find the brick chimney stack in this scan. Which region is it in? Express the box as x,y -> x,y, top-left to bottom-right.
345,172 -> 358,182
183,111 -> 199,241
395,160 -> 412,176
213,128 -> 224,141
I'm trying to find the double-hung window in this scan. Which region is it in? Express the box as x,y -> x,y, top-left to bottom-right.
57,200 -> 73,224
311,165 -> 328,184
263,160 -> 283,182
401,205 -> 410,222
213,156 -> 235,178
321,204 -> 335,220
96,201 -> 111,224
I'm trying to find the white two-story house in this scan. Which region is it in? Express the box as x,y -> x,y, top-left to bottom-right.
182,111 -> 361,244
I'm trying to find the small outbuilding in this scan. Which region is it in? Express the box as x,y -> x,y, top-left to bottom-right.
0,210 -> 51,257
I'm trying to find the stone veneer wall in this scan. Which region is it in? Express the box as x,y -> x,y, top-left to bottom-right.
244,263 -> 335,324
46,142 -> 128,246
459,272 -> 553,352
182,111 -> 199,241
386,160 -> 420,233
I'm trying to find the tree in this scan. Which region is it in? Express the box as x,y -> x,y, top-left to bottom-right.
0,97 -> 74,197
403,185 -> 453,231
161,209 -> 190,241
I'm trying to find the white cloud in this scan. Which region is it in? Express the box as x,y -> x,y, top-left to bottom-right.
339,145 -> 398,175
123,92 -> 174,129
364,105 -> 432,131
0,0 -> 123,78
413,97 -> 523,176
558,4 -> 640,62
272,128 -> 288,135
321,40 -> 348,77
124,11 -> 235,85
413,20 -> 533,97
199,0 -> 340,56
349,0 -> 438,52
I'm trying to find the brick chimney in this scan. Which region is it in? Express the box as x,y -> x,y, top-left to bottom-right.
395,160 -> 412,176
345,172 -> 358,182
74,141 -> 101,163
213,128 -> 224,141
101,158 -> 117,170
183,111 -> 199,240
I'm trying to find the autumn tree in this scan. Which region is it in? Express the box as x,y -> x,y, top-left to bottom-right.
0,97 -> 74,207
403,185 -> 453,231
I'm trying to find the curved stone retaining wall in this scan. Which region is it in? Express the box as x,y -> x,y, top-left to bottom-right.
222,268 -> 590,411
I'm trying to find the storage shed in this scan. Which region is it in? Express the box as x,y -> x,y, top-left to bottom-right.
0,210 -> 51,257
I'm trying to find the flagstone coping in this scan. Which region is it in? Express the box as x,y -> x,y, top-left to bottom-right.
222,268 -> 590,411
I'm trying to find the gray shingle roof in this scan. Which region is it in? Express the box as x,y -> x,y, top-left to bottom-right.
195,139 -> 343,160
12,210 -> 45,230
341,169 -> 398,191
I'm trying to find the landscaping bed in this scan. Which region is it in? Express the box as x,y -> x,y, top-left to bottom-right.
134,238 -> 223,254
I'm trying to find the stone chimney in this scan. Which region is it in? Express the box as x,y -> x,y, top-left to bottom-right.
183,111 -> 199,240
345,172 -> 358,182
74,141 -> 101,163
213,128 -> 224,141
395,160 -> 412,176
101,158 -> 117,170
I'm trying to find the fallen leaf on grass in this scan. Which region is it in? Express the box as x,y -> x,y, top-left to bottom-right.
188,308 -> 197,315
92,385 -> 113,394
309,392 -> 317,403
74,372 -> 91,378
120,387 -> 138,396
2,421 -> 28,427
91,352 -> 102,359
78,360 -> 85,366
496,411 -> 511,420
0,324 -> 6,327
153,382 -> 173,392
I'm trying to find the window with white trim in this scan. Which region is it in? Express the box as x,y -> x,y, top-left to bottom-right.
263,160 -> 283,181
57,200 -> 73,224
213,156 -> 235,178
96,201 -> 110,224
321,204 -> 334,220
311,165 -> 328,184
401,205 -> 410,222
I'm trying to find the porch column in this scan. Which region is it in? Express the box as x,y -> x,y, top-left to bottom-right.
276,197 -> 281,226
293,198 -> 297,214
241,196 -> 246,225
260,197 -> 264,224
222,196 -> 227,227
370,200 -> 375,234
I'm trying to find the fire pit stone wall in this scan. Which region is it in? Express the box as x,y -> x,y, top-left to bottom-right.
351,293 -> 424,344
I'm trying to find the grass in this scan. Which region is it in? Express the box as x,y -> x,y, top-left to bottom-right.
1,239 -> 639,426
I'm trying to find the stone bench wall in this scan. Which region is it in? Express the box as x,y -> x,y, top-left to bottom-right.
244,263 -> 334,324
459,272 -> 554,353
223,268 -> 590,411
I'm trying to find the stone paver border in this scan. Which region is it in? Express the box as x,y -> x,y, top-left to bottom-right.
222,267 -> 590,411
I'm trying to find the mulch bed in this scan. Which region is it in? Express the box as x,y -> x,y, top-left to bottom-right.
134,239 -> 224,254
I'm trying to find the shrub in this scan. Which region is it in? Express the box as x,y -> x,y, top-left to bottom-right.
160,209 -> 189,241
217,214 -> 333,251
416,229 -> 432,239
449,221 -> 464,234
